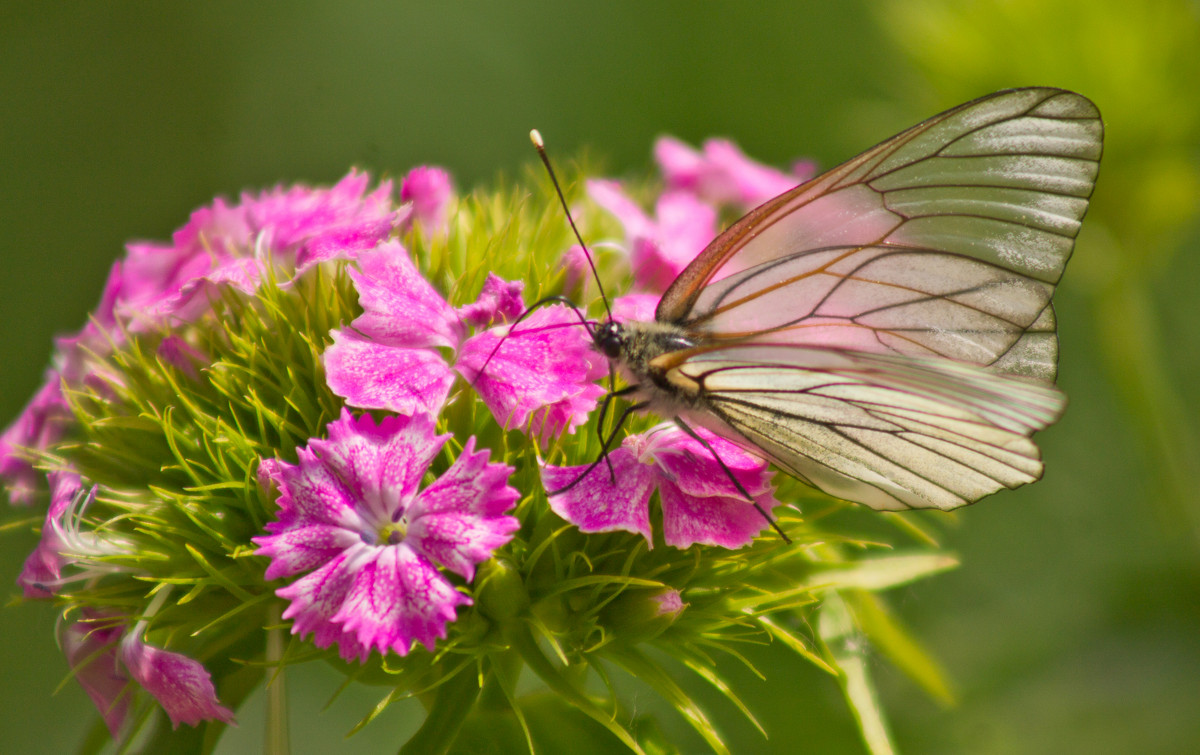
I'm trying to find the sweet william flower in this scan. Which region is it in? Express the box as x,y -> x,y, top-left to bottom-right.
542,424 -> 781,549
116,169 -> 404,330
654,135 -> 816,208
324,243 -> 605,443
253,410 -> 519,662
587,179 -> 718,293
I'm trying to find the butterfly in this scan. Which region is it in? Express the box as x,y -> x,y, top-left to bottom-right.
541,87 -> 1102,514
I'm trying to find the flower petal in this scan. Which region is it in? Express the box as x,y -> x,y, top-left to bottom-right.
331,544 -> 470,657
119,635 -> 235,729
637,425 -> 775,499
407,437 -> 519,580
659,482 -> 777,549
323,330 -> 455,417
456,305 -> 605,444
542,447 -> 656,544
0,377 -> 73,505
348,241 -> 462,349
17,471 -> 82,598
60,614 -> 129,738
276,549 -> 369,662
456,273 -> 525,329
400,166 -> 455,231
312,410 -> 448,523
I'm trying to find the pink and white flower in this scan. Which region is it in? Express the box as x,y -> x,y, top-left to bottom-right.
254,410 -> 520,661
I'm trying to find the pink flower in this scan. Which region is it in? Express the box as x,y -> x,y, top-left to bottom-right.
587,180 -> 717,292
59,614 -> 130,738
253,411 -> 520,661
61,611 -> 235,734
542,424 -> 780,549
456,273 -> 525,329
324,244 -> 605,444
0,379 -> 72,505
455,306 -> 607,445
654,136 -> 815,208
115,169 -> 404,330
401,166 -> 455,231
119,633 -> 235,729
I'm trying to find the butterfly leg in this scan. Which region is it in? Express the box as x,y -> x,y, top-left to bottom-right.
594,385 -> 639,482
547,399 -> 649,496
672,418 -> 791,544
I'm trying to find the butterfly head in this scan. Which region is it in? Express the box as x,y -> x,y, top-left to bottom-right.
593,319 -> 627,359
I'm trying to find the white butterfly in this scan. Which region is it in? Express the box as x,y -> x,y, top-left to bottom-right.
584,87 -> 1102,512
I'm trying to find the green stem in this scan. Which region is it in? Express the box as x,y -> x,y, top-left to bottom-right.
265,603 -> 290,755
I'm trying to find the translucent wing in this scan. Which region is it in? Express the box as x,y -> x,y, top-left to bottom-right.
656,88 -> 1103,382
656,343 -> 1067,510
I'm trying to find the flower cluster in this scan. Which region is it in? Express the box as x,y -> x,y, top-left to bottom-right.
1,138 -> 953,753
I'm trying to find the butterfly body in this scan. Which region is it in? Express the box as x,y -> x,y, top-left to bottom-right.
590,87 -> 1102,512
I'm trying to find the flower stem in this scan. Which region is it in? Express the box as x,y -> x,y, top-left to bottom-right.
265,603 -> 290,755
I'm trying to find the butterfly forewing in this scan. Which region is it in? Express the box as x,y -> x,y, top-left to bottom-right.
656,88 -> 1102,383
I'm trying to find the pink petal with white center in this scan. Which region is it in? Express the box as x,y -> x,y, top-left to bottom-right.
118,635 -> 235,729
253,522 -> 362,581
542,447 -> 656,543
323,329 -> 455,417
310,411 -> 448,522
457,273 -> 525,328
60,614 -> 130,738
18,471 -> 82,598
259,445 -> 368,534
407,437 -> 519,580
349,241 -> 462,349
658,482 -> 777,549
455,305 -> 604,443
401,166 -> 456,231
331,544 -> 470,657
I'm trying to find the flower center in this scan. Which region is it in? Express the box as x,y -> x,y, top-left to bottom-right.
377,519 -> 407,545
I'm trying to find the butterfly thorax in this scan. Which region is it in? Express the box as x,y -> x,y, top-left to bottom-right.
595,319 -> 703,409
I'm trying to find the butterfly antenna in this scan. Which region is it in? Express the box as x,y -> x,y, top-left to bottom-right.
470,294 -> 595,386
530,129 -> 613,323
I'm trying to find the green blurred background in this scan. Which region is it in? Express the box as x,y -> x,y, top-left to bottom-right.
2,2 -> 1197,752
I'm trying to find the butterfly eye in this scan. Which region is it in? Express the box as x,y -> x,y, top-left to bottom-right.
594,322 -> 626,359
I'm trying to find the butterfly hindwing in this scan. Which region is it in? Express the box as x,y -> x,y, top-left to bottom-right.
658,343 -> 1067,510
